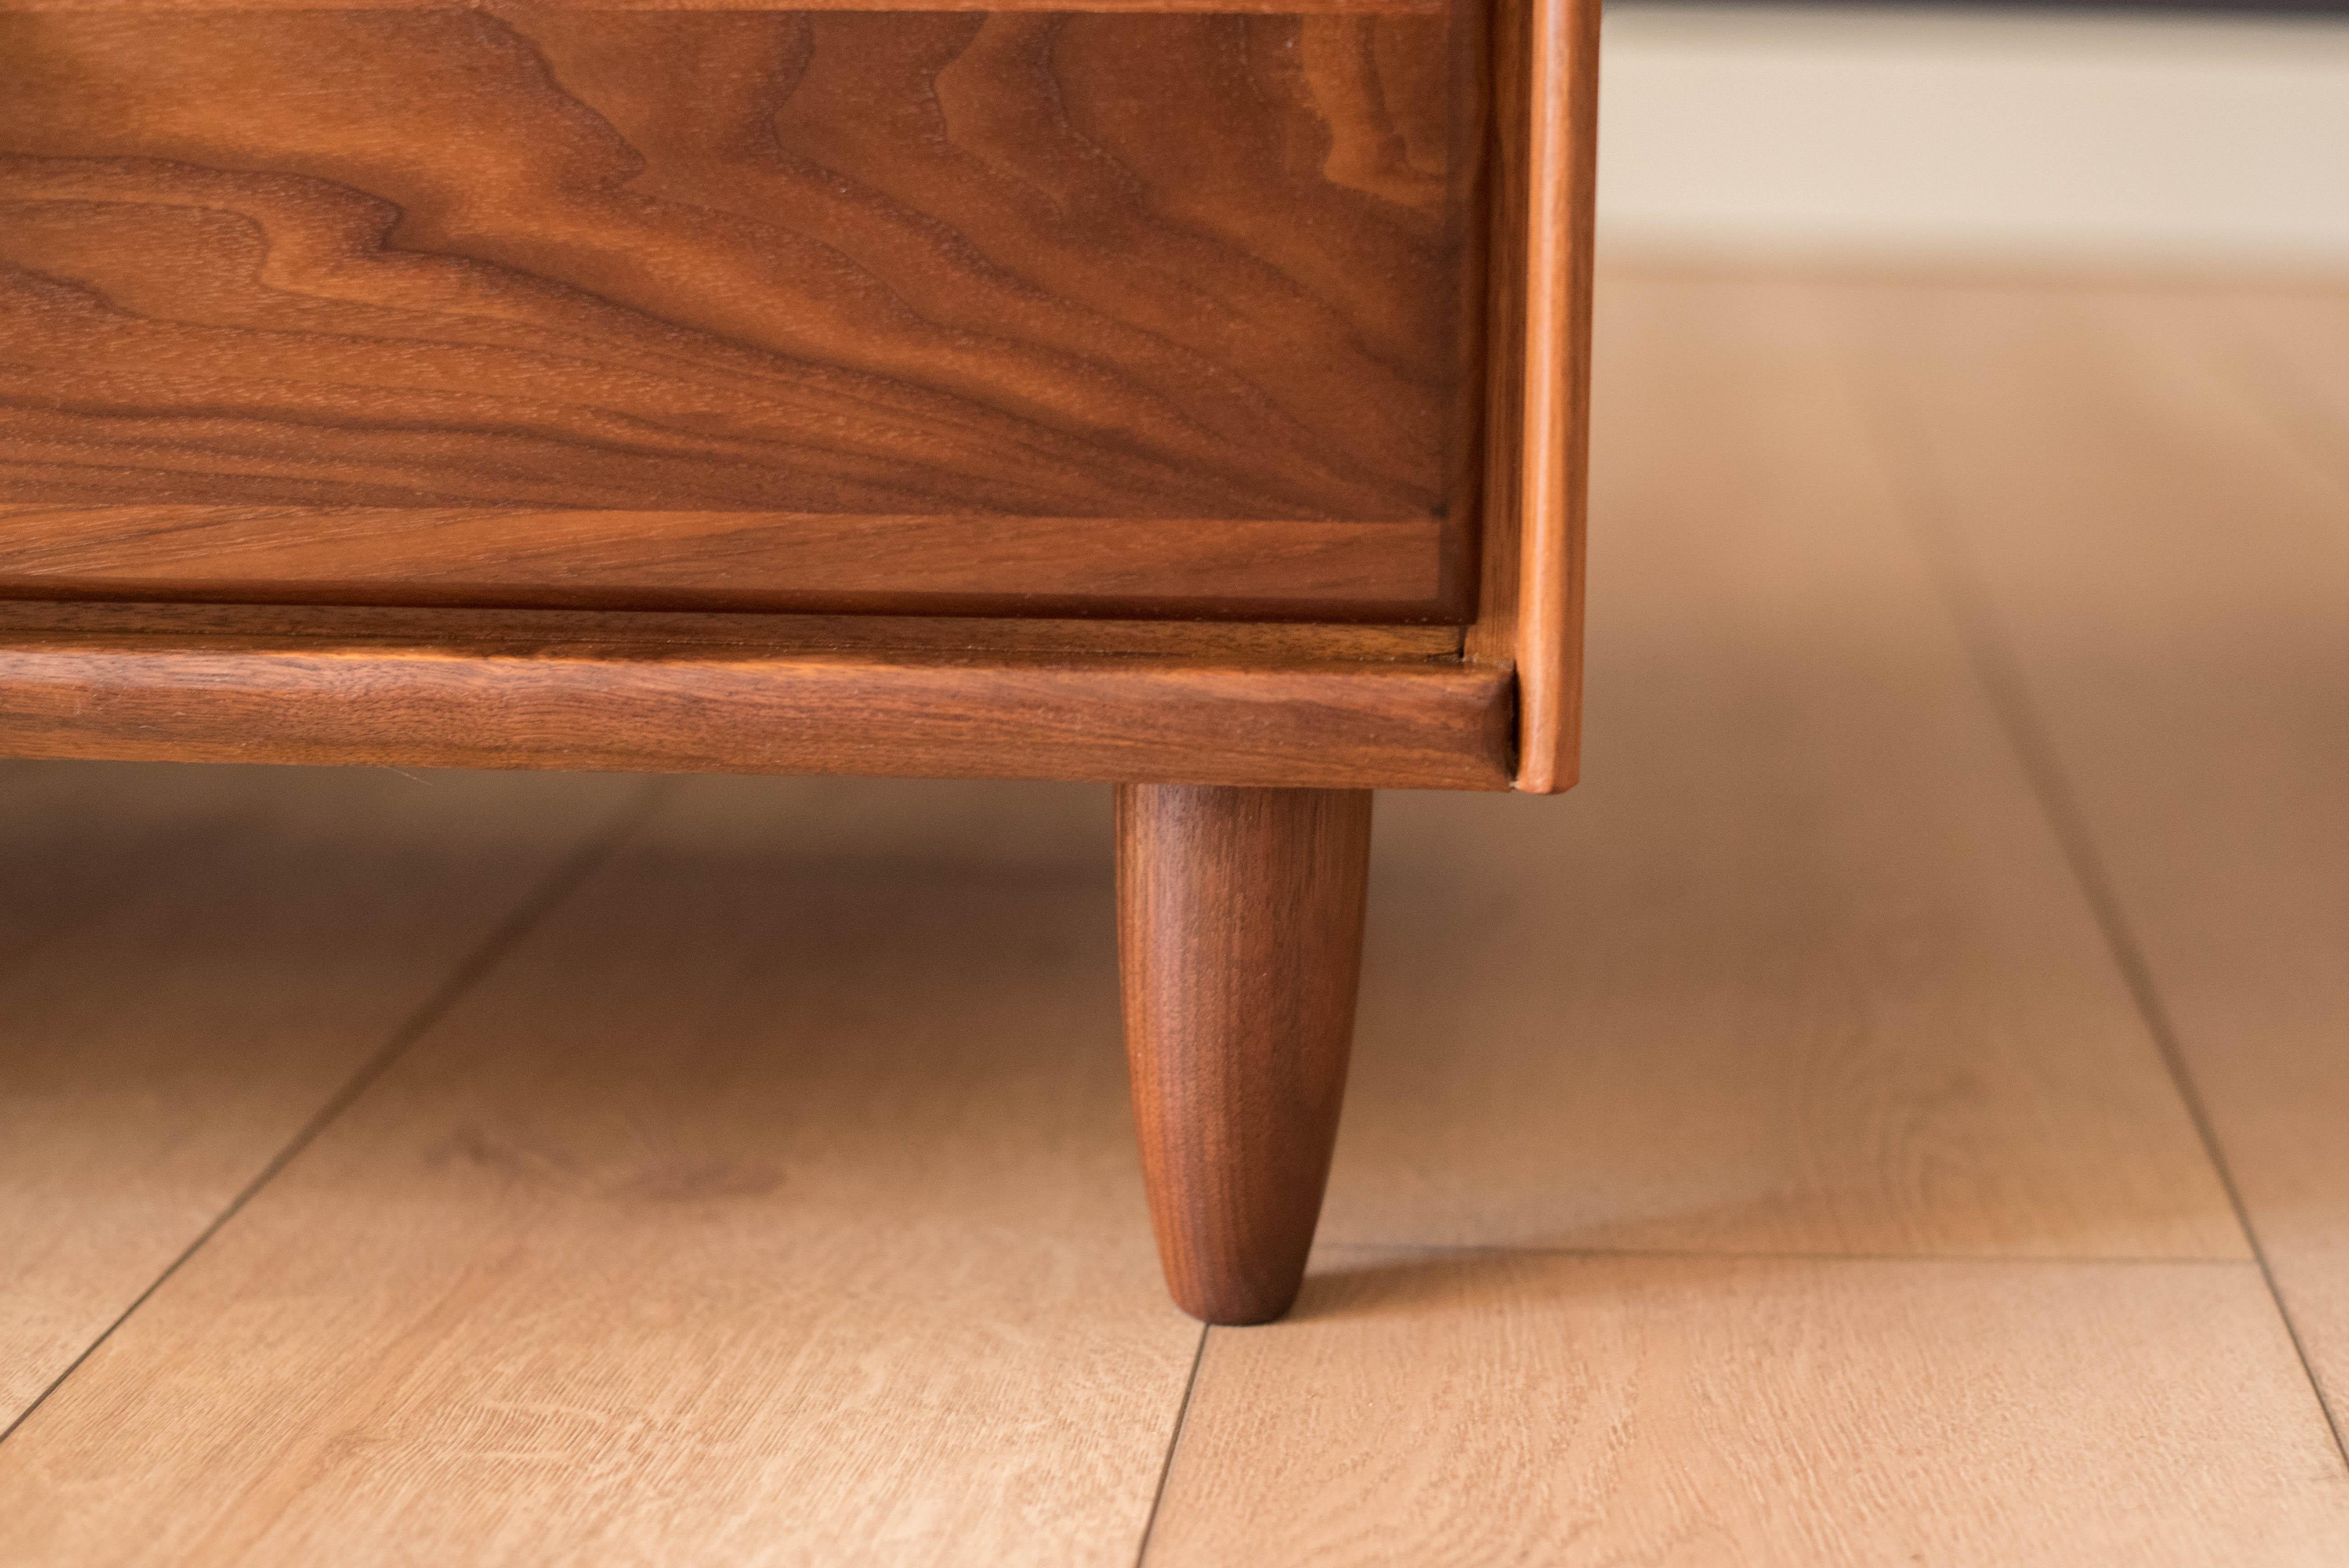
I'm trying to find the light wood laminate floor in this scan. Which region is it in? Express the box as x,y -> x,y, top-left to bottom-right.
3,267 -> 2346,1564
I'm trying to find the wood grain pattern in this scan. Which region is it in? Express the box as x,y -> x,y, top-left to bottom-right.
1149,1252 -> 2349,1565
0,4 -> 1474,615
0,506 -> 1445,619
0,759 -> 653,1429
1314,272 -> 2245,1259
1117,785 -> 1370,1323
0,774 -> 1202,1564
1844,277 -> 2349,1426
0,626 -> 1515,788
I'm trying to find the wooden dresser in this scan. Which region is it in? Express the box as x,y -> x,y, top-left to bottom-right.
0,0 -> 1597,1323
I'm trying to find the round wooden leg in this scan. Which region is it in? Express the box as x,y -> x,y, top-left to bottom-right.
1115,784 -> 1373,1325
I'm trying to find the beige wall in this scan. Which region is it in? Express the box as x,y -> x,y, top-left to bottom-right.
1597,5 -> 2349,267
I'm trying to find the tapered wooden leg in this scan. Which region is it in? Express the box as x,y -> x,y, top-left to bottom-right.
1116,784 -> 1373,1325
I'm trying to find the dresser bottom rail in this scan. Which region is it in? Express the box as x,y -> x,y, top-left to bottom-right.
0,621 -> 1514,791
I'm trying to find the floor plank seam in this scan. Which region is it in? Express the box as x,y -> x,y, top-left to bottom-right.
0,772 -> 679,1451
1877,393 -> 2349,1473
1315,1243 -> 2263,1268
1132,1325 -> 1208,1568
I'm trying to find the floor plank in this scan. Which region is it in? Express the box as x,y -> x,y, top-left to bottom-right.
2194,286 -> 2349,493
0,777 -> 1197,1566
0,761 -> 653,1430
1847,275 -> 2349,1429
1148,1251 -> 2349,1567
6,267 -> 2342,1563
1318,273 -> 2243,1261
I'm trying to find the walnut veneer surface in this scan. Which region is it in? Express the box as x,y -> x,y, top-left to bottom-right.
0,4 -> 1482,618
0,0 -> 1597,793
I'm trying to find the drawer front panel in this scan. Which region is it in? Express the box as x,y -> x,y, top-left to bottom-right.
0,5 -> 1482,618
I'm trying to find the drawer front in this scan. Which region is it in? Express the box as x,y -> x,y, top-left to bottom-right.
0,3 -> 1483,619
